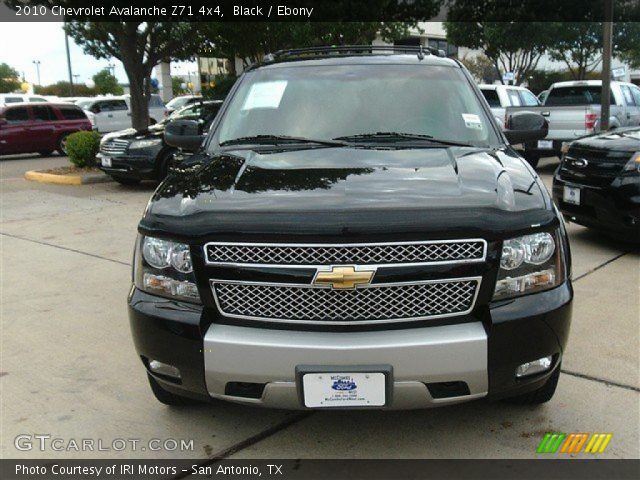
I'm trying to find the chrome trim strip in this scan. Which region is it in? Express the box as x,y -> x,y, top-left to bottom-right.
203,239 -> 488,268
209,276 -> 482,325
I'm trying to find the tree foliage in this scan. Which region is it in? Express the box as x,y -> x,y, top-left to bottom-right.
34,81 -> 96,97
445,21 -> 555,85
198,22 -> 418,70
0,63 -> 21,93
92,68 -> 123,95
65,22 -> 204,131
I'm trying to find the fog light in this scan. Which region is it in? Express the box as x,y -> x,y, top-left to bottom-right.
516,356 -> 552,378
148,360 -> 181,379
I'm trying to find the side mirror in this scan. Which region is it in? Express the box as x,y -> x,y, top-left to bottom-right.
504,111 -> 548,145
164,119 -> 204,152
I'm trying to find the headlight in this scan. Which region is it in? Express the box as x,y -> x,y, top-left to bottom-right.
493,231 -> 564,301
134,235 -> 200,303
130,139 -> 160,149
623,152 -> 640,173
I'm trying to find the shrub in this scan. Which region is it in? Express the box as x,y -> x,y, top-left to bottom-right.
66,131 -> 101,168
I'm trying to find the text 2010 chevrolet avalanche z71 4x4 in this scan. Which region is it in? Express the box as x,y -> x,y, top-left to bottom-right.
128,46 -> 572,410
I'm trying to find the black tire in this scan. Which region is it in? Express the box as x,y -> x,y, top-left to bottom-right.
38,150 -> 54,156
147,374 -> 197,406
156,149 -> 177,181
506,364 -> 561,405
56,134 -> 70,156
523,152 -> 540,169
112,176 -> 141,185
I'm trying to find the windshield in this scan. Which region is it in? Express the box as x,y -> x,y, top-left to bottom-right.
214,64 -> 499,149
76,100 -> 93,109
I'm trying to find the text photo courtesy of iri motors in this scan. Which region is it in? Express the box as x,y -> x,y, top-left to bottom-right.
0,1 -> 639,479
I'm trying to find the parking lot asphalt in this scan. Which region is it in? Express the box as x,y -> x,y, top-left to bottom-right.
1,155 -> 638,461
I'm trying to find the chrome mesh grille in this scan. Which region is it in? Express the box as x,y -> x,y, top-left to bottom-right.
100,139 -> 129,155
212,279 -> 479,324
205,240 -> 485,266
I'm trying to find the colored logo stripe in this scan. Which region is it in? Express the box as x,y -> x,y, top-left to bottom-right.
584,433 -> 613,453
560,433 -> 589,453
537,433 -> 566,453
537,433 -> 613,454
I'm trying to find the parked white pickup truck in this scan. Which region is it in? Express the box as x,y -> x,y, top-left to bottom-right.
507,80 -> 640,167
479,84 -> 540,129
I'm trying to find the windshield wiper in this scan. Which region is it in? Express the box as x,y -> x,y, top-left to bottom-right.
333,132 -> 473,147
219,134 -> 350,148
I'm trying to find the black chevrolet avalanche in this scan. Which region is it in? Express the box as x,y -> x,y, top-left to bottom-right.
553,127 -> 640,242
128,47 -> 572,410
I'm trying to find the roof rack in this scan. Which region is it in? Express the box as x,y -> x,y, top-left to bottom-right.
254,45 -> 447,69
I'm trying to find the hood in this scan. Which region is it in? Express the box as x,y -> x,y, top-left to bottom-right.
140,146 -> 553,240
102,124 -> 165,142
572,127 -> 640,153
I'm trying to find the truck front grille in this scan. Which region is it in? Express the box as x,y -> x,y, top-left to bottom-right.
211,278 -> 480,325
100,139 -> 129,155
205,240 -> 486,266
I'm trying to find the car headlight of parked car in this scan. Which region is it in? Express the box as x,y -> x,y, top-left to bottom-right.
622,152 -> 640,174
492,231 -> 564,301
133,235 -> 200,303
129,139 -> 161,149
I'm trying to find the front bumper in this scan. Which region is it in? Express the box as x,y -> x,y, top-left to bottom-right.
97,150 -> 161,181
553,174 -> 640,240
128,281 -> 572,409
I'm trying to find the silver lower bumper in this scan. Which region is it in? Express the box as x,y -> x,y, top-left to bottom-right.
203,322 -> 488,410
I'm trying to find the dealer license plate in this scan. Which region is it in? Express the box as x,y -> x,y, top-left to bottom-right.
563,186 -> 581,205
302,372 -> 386,408
100,156 -> 112,168
537,140 -> 553,149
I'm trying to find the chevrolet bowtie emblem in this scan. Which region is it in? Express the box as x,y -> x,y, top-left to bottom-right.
313,266 -> 375,289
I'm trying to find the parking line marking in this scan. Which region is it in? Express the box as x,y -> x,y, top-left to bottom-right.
0,231 -> 129,267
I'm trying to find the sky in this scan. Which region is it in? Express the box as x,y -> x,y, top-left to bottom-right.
0,22 -> 198,88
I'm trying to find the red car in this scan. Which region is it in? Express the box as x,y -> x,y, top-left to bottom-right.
0,103 -> 92,156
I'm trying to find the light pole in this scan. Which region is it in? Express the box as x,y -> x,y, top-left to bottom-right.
32,60 -> 41,86
601,0 -> 614,131
64,21 -> 74,95
108,63 -> 116,76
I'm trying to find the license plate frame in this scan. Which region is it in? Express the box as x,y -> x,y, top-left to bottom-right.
537,139 -> 553,149
563,185 -> 581,205
296,365 -> 393,409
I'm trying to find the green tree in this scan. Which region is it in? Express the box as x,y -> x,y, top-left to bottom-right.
459,54 -> 500,83
199,22 -> 420,72
617,22 -> 640,69
171,77 -> 187,96
0,63 -> 20,93
65,22 -> 205,131
546,23 -> 604,80
445,21 -> 555,85
92,68 -> 123,95
34,81 -> 96,97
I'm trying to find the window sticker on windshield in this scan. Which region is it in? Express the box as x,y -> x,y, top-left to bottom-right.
242,81 -> 288,110
462,113 -> 483,130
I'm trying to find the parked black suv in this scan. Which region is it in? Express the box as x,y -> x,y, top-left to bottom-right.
98,100 -> 222,184
129,46 -> 572,410
553,127 -> 640,242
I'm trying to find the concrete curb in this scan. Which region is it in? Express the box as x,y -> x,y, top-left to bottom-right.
24,170 -> 112,186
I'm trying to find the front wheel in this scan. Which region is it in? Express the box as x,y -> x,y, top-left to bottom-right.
506,363 -> 560,405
